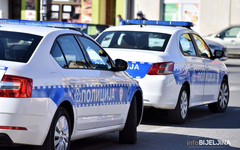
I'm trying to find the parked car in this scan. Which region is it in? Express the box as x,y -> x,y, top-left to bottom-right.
204,25 -> 240,54
204,39 -> 228,61
80,24 -> 110,39
54,23 -> 110,39
96,20 -> 229,124
0,19 -> 143,149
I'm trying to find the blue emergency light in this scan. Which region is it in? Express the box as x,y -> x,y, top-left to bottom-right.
127,19 -> 193,28
20,20 -> 42,26
0,19 -> 87,29
0,19 -> 20,24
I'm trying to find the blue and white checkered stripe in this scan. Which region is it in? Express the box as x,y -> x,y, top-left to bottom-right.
174,69 -> 223,85
32,83 -> 137,107
0,66 -> 8,70
126,61 -> 223,85
126,61 -> 153,79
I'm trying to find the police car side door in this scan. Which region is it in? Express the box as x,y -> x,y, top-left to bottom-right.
77,35 -> 127,127
192,34 -> 220,102
50,35 -> 100,131
179,33 -> 205,106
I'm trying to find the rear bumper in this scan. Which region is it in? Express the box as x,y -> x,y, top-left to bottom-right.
137,74 -> 181,109
0,133 -> 13,145
0,98 -> 57,145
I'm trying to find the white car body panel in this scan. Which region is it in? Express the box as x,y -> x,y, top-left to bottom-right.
0,24 -> 143,146
0,98 -> 57,145
96,25 -> 228,110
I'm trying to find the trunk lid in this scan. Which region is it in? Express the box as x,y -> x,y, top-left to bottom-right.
105,48 -> 166,79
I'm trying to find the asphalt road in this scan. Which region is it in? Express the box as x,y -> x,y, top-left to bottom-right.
1,59 -> 240,150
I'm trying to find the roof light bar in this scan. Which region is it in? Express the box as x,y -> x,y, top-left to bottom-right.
20,20 -> 42,26
127,19 -> 193,27
64,22 -> 84,28
0,19 -> 20,24
127,19 -> 144,24
0,19 -> 87,28
41,21 -> 63,27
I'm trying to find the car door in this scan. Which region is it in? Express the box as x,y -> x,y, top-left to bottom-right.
50,35 -> 100,130
215,26 -> 240,52
192,34 -> 220,102
179,33 -> 205,106
77,35 -> 127,127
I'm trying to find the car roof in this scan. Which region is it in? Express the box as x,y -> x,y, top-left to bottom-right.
0,24 -> 81,36
105,25 -> 187,34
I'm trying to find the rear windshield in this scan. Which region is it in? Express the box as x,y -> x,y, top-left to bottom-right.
0,31 -> 42,63
96,31 -> 171,52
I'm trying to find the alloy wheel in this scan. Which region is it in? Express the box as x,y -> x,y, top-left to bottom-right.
180,91 -> 188,119
219,83 -> 229,108
54,116 -> 69,150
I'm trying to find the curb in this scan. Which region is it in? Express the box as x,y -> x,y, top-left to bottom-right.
228,54 -> 240,59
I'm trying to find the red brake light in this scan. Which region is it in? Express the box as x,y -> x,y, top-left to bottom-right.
0,126 -> 27,130
0,75 -> 33,97
147,62 -> 174,75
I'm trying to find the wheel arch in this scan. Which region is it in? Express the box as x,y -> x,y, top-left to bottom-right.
182,81 -> 190,103
134,90 -> 143,126
223,74 -> 228,83
58,101 -> 74,134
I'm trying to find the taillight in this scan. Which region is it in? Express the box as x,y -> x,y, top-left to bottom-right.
0,75 -> 32,97
147,62 -> 174,75
0,126 -> 27,130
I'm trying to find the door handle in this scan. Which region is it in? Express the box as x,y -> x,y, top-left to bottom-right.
69,80 -> 77,84
190,65 -> 194,70
205,66 -> 209,70
99,79 -> 107,83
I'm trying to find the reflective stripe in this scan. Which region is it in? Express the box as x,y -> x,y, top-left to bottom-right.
126,61 -> 152,79
0,66 -> 8,70
32,84 -> 137,107
173,69 -> 225,85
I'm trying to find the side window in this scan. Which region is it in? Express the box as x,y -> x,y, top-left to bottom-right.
57,35 -> 88,69
99,32 -> 114,48
51,42 -> 67,68
192,34 -> 211,58
77,36 -> 112,70
220,27 -> 240,38
179,33 -> 197,56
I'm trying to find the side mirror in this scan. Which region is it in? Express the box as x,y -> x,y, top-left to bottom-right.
115,59 -> 128,71
213,50 -> 224,59
215,34 -> 222,38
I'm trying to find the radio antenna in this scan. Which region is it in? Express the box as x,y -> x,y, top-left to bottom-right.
137,5 -> 142,27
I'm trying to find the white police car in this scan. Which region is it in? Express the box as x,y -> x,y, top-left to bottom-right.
0,19 -> 143,149
96,20 -> 229,124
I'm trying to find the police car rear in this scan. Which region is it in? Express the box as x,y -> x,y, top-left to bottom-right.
96,20 -> 229,124
0,19 -> 143,149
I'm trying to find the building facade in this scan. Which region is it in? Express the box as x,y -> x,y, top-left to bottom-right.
0,0 -> 8,19
1,0 -> 240,36
125,0 -> 240,36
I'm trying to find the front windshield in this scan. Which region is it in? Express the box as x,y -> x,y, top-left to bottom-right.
96,31 -> 171,52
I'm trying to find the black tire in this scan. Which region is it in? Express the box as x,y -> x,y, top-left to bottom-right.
208,78 -> 229,113
119,96 -> 137,144
168,86 -> 189,124
33,107 -> 71,150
